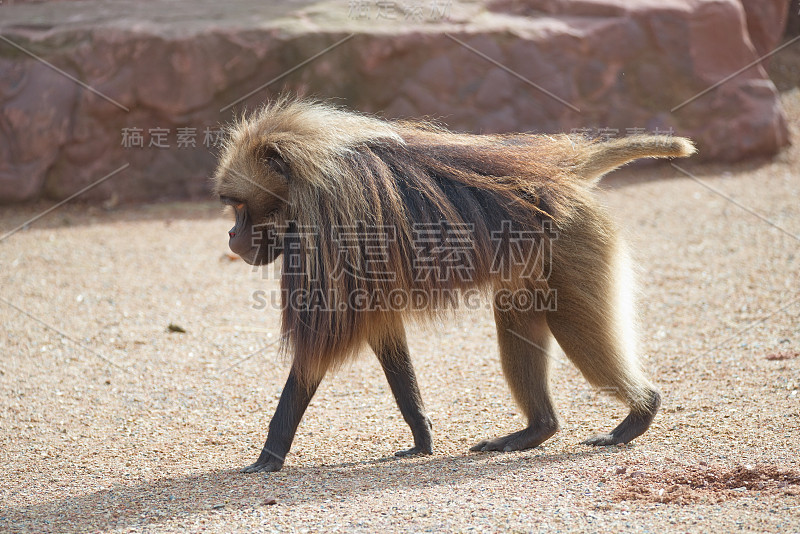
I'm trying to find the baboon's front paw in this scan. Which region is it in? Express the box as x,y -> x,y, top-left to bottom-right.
241,458 -> 283,473
395,445 -> 433,457
470,438 -> 503,452
470,425 -> 557,453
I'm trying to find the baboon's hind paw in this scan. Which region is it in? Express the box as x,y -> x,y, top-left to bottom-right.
583,391 -> 661,446
470,424 -> 557,453
582,433 -> 623,446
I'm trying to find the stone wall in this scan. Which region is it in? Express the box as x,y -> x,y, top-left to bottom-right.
0,0 -> 791,203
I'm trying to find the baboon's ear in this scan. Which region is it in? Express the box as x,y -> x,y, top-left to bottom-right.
255,144 -> 291,181
267,152 -> 291,182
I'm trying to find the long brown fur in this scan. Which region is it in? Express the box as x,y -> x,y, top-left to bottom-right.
214,98 -> 694,465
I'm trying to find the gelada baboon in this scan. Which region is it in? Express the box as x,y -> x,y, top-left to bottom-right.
213,98 -> 695,473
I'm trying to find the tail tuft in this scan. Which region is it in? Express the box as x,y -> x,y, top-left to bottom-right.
575,135 -> 696,183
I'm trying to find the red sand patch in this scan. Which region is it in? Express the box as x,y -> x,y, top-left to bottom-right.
765,351 -> 800,361
613,464 -> 800,504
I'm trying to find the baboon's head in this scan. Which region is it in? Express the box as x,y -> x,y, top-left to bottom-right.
213,138 -> 291,266
213,100 -> 405,267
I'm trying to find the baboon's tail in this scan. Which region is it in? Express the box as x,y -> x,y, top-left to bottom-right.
575,135 -> 696,183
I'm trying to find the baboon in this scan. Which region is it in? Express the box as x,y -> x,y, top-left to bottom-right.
213,99 -> 695,473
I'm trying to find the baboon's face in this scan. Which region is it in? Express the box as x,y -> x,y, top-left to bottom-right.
215,152 -> 290,266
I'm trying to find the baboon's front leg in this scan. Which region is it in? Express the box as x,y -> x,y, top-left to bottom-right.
242,368 -> 321,473
371,328 -> 433,457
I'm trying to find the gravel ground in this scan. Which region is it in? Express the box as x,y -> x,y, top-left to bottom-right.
2,95 -> 800,534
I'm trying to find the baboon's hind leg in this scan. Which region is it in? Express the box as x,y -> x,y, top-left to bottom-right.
471,308 -> 559,452
546,216 -> 660,446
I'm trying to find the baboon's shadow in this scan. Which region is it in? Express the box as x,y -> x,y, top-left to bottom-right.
1,448 -> 624,532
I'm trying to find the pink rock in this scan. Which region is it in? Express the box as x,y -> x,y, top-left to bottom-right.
0,0 -> 790,203
740,0 -> 791,59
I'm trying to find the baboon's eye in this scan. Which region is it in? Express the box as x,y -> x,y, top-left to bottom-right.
220,196 -> 244,209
